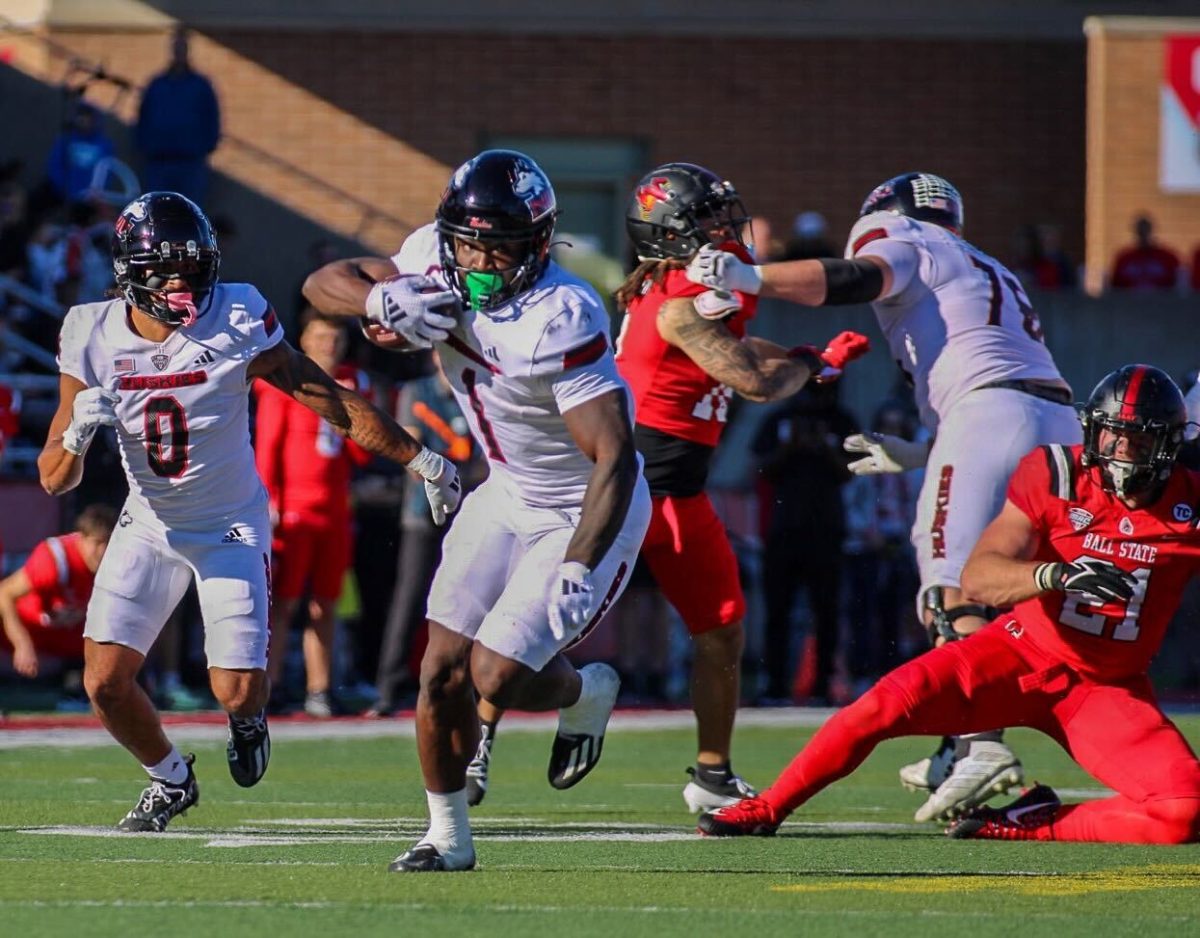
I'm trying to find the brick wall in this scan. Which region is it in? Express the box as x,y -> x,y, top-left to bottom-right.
1086,19 -> 1200,294
43,27 -> 1085,269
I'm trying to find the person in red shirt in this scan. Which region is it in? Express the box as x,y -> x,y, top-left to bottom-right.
254,309 -> 371,717
700,364 -> 1200,844
0,504 -> 116,677
1110,216 -> 1182,291
458,164 -> 868,811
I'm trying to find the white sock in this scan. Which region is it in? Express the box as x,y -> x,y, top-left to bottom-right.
423,788 -> 471,854
144,747 -> 188,785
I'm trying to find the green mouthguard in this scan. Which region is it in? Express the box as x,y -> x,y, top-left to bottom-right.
463,271 -> 506,310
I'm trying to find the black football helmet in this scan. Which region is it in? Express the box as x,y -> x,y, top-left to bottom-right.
1080,364 -> 1187,499
435,149 -> 558,310
860,172 -> 964,233
112,191 -> 220,325
625,162 -> 750,261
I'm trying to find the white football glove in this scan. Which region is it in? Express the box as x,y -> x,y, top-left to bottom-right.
842,432 -> 930,475
62,385 -> 120,455
692,288 -> 743,321
685,244 -> 764,295
364,274 -> 460,350
547,561 -> 597,642
407,447 -> 462,526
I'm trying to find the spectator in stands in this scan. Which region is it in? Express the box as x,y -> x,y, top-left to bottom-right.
781,211 -> 835,261
748,216 -> 783,264
0,182 -> 33,282
135,26 -> 221,206
1013,222 -> 1077,291
1110,215 -> 1182,291
0,504 -> 116,679
254,310 -> 371,717
368,352 -> 482,717
44,100 -> 115,207
842,401 -> 922,694
751,384 -> 858,704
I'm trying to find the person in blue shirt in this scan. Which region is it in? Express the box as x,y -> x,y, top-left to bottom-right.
46,101 -> 115,205
135,27 -> 221,206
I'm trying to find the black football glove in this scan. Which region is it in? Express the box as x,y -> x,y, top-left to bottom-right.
1034,558 -> 1136,604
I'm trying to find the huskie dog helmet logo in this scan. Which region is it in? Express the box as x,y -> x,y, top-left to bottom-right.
511,158 -> 554,221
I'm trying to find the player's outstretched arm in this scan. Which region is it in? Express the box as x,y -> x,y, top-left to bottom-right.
249,341 -> 420,463
960,500 -> 1048,607
686,245 -> 895,306
561,389 -> 642,570
302,256 -> 397,318
249,342 -> 461,522
657,298 -> 812,402
38,374 -> 97,496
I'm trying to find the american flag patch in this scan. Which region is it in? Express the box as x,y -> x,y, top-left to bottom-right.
263,306 -> 279,335
113,357 -> 136,374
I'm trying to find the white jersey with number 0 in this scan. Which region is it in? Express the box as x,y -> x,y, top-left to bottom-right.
57,283 -> 283,531
391,224 -> 634,509
846,211 -> 1067,432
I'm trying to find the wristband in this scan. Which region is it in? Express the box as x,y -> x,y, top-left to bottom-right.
407,446 -> 445,482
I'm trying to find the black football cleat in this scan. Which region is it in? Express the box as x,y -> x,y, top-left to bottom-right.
227,709 -> 271,788
117,753 -> 199,832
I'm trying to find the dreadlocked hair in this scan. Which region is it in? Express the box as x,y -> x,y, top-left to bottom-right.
614,258 -> 688,311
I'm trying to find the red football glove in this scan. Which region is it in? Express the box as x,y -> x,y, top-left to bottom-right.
788,331 -> 870,382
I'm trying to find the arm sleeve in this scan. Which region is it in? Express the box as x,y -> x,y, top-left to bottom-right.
856,238 -> 920,298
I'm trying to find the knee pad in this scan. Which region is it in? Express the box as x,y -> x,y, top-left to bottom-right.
923,586 -> 997,646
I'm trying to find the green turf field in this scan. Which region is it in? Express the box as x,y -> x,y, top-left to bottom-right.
2,714 -> 1198,937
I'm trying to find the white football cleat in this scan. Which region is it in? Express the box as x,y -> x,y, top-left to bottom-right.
899,736 -> 957,792
914,739 -> 1024,823
548,663 -> 620,790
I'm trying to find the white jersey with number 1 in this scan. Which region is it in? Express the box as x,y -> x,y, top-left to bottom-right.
57,283 -> 282,532
391,223 -> 636,510
846,211 -> 1067,433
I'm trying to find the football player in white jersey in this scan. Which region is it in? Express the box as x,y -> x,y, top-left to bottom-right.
686,172 -> 1082,823
38,192 -> 461,833
303,150 -> 652,872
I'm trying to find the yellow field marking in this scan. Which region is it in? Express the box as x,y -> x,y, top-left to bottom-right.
772,864 -> 1200,897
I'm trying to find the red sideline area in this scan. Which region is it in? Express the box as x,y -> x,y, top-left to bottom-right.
0,711 -> 424,731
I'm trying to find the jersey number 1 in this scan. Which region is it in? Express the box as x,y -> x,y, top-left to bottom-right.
144,396 -> 189,477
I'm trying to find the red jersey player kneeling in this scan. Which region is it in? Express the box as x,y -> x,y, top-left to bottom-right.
0,504 -> 116,679
700,364 -> 1200,844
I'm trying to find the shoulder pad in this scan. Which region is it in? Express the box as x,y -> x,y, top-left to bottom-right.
527,282 -> 613,376
1041,443 -> 1078,501
845,211 -> 922,258
392,223 -> 442,278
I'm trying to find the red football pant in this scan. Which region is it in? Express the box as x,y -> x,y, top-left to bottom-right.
760,620 -> 1200,843
272,516 -> 352,602
640,493 -> 745,634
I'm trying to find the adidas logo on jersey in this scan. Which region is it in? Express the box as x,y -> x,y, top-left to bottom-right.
193,350 -> 216,366
221,526 -> 248,544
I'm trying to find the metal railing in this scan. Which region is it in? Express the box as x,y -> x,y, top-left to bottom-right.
0,274 -> 63,325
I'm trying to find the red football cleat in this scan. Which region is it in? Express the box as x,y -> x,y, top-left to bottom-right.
946,783 -> 1061,840
697,796 -> 784,837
